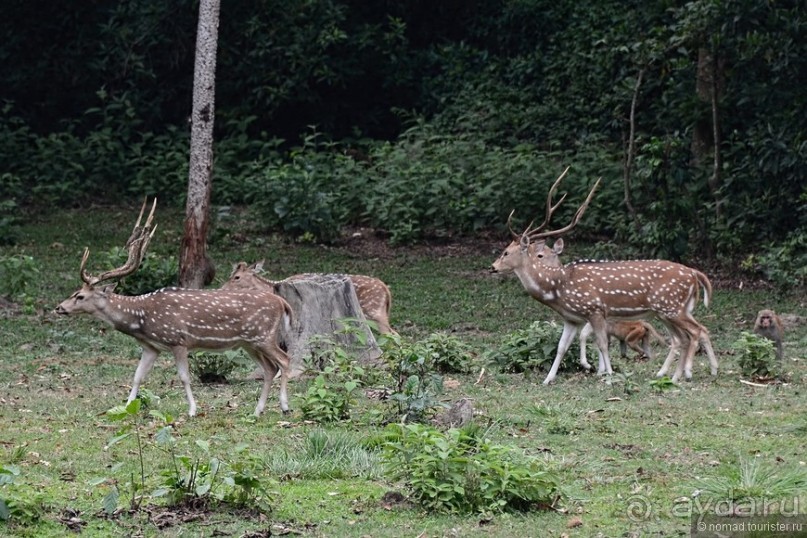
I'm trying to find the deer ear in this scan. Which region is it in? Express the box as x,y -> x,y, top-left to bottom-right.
552,238 -> 564,254
99,283 -> 118,294
252,260 -> 265,272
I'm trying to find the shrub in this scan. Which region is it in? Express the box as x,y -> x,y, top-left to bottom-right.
419,332 -> 475,374
0,255 -> 39,308
487,321 -> 581,374
733,331 -> 780,378
741,230 -> 807,291
300,336 -> 368,423
191,350 -> 250,383
382,423 -> 561,514
380,334 -> 445,423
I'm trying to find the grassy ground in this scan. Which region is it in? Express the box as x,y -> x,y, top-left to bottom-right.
1,204 -> 805,537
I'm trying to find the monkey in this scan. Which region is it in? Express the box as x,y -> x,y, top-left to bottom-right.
754,309 -> 784,360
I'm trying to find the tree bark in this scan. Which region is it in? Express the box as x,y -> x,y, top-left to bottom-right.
179,0 -> 220,289
691,46 -> 724,218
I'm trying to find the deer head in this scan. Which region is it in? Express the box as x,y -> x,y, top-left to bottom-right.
57,198 -> 157,316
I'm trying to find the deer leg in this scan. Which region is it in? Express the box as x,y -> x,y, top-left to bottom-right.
171,346 -> 198,417
590,317 -> 613,375
543,322 -> 580,385
127,346 -> 159,406
578,323 -> 594,371
672,332 -> 699,383
700,330 -> 718,376
656,326 -> 682,378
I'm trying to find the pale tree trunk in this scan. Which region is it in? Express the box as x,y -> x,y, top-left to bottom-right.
179,0 -> 220,289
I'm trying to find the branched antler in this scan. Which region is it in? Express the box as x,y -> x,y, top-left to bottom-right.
80,198 -> 157,285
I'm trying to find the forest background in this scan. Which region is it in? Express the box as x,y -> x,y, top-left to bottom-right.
1,0 -> 804,287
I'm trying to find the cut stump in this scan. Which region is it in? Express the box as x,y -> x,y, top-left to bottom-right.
250,274 -> 382,378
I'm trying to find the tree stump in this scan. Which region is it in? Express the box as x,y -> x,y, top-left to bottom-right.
252,274 -> 382,379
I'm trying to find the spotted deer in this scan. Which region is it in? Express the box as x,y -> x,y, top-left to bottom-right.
491,167 -> 718,384
55,200 -> 294,417
222,260 -> 396,335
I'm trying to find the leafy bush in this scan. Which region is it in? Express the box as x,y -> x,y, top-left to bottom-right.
419,332 -> 475,374
380,333 -> 445,423
741,231 -> 807,291
191,350 -> 250,384
98,246 -> 178,295
0,255 -> 39,307
733,331 -> 780,378
0,464 -> 47,524
382,423 -> 561,514
300,336 -> 368,423
487,321 -> 581,374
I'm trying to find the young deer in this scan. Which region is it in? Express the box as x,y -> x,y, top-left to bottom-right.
222,260 -> 396,335
55,200 -> 294,417
579,320 -> 667,369
491,167 -> 718,384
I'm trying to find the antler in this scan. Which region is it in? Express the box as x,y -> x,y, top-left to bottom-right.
525,168 -> 601,242
80,198 -> 158,286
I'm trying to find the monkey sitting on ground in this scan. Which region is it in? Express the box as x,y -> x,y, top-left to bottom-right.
754,309 -> 784,360
580,320 -> 667,370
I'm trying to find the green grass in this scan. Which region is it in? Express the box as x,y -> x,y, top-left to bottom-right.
1,204 -> 805,537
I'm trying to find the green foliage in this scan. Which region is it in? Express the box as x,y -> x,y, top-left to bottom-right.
741,231 -> 807,291
733,331 -> 779,379
488,321 -> 580,374
694,457 -> 807,505
0,255 -> 39,303
381,333 -> 445,423
0,464 -> 47,524
381,423 -> 561,514
104,398 -> 273,514
648,376 -> 677,393
99,246 -> 178,295
191,350 -> 249,384
265,429 -> 383,480
300,336 -> 368,423
418,332 -> 475,374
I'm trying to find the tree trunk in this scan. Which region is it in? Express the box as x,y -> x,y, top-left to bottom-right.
691,45 -> 724,217
179,0 -> 220,289
252,275 -> 382,379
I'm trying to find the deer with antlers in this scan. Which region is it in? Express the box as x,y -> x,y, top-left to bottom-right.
55,200 -> 294,417
222,260 -> 396,335
491,167 -> 718,384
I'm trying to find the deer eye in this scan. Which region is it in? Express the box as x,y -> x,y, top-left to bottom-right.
76,294 -> 85,301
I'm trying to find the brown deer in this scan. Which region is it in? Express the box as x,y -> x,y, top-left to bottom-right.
55,200 -> 294,417
222,260 -> 396,335
491,167 -> 718,384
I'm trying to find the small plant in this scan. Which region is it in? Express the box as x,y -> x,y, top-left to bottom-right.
605,372 -> 639,395
487,321 -> 580,374
648,376 -> 677,393
191,350 -> 249,383
382,423 -> 561,514
733,331 -> 780,378
0,254 -> 39,303
300,336 -> 367,423
381,333 -> 445,423
419,332 -> 475,374
0,464 -> 47,524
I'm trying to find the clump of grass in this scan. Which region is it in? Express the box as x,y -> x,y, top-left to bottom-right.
265,429 -> 383,480
695,457 -> 807,504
